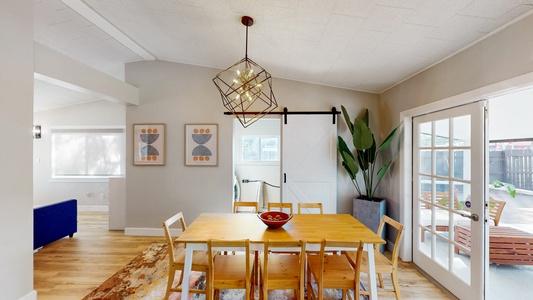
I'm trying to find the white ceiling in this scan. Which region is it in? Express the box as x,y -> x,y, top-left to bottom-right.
33,0 -> 533,111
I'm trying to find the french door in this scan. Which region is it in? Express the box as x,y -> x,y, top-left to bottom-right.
412,101 -> 487,299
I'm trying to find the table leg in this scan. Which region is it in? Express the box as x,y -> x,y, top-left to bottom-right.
181,245 -> 193,299
365,244 -> 378,300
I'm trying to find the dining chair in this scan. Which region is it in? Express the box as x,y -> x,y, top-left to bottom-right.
162,212 -> 209,299
207,239 -> 255,300
306,239 -> 364,300
346,215 -> 404,300
233,201 -> 259,213
267,202 -> 293,214
261,240 -> 306,300
298,202 -> 323,214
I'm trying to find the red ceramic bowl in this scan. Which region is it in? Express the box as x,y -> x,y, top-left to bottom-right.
258,211 -> 293,229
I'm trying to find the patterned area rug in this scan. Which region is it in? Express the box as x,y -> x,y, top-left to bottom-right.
83,242 -> 368,300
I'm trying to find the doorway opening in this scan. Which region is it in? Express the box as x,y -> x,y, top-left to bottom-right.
484,87 -> 533,299
232,118 -> 281,212
402,84 -> 533,299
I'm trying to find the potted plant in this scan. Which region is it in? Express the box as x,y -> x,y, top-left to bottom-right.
338,106 -> 401,247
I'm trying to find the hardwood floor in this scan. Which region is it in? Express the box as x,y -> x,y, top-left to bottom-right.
34,212 -> 451,299
33,212 -> 164,299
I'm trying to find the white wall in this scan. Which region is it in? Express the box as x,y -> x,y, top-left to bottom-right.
33,100 -> 126,208
124,60 -> 380,230
0,1 -> 35,299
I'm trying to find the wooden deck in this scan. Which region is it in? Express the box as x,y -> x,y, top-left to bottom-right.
455,225 -> 533,265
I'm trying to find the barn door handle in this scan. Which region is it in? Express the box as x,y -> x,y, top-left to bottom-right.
283,173 -> 286,183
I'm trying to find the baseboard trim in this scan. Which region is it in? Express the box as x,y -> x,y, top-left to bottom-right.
78,205 -> 108,212
19,290 -> 37,300
124,227 -> 182,237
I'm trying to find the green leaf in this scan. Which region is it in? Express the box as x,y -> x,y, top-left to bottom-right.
506,184 -> 516,198
376,161 -> 391,180
491,180 -> 516,198
352,118 -> 373,150
342,151 -> 359,179
378,124 -> 400,151
366,136 -> 377,163
492,180 -> 503,188
341,105 -> 354,134
356,149 -> 370,170
337,136 -> 354,160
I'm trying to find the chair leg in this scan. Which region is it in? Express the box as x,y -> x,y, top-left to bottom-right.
262,272 -> 268,300
164,267 -> 175,300
176,267 -> 184,286
391,270 -> 402,300
205,269 -> 212,300
378,272 -> 385,288
318,276 -> 323,300
307,266 -> 315,300
354,281 -> 360,300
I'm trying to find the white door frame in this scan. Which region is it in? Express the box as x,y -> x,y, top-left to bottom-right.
398,71 -> 533,263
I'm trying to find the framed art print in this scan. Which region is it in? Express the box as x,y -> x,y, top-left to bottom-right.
133,123 -> 165,165
185,124 -> 218,166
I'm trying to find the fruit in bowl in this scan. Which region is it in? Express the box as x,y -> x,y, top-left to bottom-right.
258,211 -> 293,229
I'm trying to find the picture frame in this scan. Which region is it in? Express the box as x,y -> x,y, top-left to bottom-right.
185,124 -> 218,166
133,123 -> 166,166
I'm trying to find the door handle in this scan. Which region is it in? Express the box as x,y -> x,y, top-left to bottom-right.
460,212 -> 479,222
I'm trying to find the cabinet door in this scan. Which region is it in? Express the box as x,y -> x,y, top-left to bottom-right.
281,115 -> 337,213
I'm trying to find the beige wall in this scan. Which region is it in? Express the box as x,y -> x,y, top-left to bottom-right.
0,0 -> 35,299
124,60 -> 379,229
379,13 -> 533,221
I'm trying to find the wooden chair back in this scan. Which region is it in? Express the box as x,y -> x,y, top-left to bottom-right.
207,239 -> 254,300
488,198 -> 506,226
377,216 -> 404,266
357,215 -> 404,299
420,191 -> 461,209
263,240 -> 306,300
163,212 -> 187,264
162,212 -> 208,299
233,201 -> 259,213
307,239 -> 364,300
267,202 -> 293,214
297,202 -> 323,214
463,195 -> 506,226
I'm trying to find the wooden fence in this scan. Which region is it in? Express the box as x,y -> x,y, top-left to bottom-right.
490,150 -> 533,190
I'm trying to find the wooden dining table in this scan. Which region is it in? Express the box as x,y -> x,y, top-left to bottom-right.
176,213 -> 385,299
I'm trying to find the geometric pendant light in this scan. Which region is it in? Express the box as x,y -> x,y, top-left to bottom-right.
213,16 -> 278,128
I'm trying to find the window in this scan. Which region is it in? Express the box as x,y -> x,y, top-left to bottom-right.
242,136 -> 279,162
51,127 -> 125,180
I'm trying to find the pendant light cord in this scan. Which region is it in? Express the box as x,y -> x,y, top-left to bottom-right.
245,23 -> 249,59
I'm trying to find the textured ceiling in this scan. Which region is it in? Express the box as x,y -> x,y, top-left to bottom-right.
33,0 -> 533,110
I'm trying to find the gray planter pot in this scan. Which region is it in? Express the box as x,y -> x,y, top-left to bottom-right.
353,197 -> 386,252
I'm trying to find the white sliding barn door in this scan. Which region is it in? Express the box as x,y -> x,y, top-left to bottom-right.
281,115 -> 337,214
